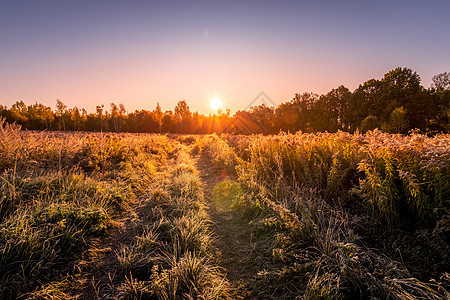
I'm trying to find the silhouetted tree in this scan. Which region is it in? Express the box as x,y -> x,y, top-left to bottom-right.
154,102 -> 163,133
174,100 -> 191,133
96,105 -> 105,132
431,72 -> 450,91
10,101 -> 28,126
56,99 -> 67,131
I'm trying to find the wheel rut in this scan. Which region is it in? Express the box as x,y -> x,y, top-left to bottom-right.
77,192 -> 156,299
76,161 -> 175,299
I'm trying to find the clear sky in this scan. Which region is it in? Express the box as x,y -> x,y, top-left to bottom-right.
1,0 -> 449,114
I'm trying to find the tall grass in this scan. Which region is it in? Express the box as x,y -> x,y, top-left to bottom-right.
0,123 -> 170,298
0,201 -> 110,297
229,130 -> 449,225
199,134 -> 238,174
199,131 -> 449,299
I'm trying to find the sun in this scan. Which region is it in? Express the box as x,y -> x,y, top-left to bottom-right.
210,97 -> 222,111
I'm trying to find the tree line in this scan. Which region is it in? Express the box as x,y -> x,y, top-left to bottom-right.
1,67 -> 448,134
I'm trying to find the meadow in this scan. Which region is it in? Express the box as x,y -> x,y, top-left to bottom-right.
0,118 -> 448,299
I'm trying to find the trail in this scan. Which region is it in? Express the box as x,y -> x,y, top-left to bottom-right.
77,148 -> 263,299
193,153 -> 263,299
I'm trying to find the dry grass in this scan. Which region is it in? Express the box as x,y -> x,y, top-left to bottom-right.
0,122 -> 175,299
0,119 -> 448,299
199,131 -> 449,299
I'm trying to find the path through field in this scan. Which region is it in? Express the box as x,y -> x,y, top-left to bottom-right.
194,153 -> 264,299
77,145 -> 267,299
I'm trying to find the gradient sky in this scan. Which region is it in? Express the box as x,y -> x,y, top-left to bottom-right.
1,0 -> 449,114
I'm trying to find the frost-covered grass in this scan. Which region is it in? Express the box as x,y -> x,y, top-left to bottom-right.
200,131 -> 449,299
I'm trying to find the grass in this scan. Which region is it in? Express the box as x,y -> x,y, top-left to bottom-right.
0,201 -> 109,297
199,131 -> 449,299
111,144 -> 231,299
0,123 -> 172,299
0,119 -> 448,299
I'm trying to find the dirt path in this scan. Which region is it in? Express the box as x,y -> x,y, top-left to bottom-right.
193,153 -> 263,299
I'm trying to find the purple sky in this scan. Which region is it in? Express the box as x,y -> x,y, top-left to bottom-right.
1,0 -> 449,114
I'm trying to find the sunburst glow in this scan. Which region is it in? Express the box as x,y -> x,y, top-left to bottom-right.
210,97 -> 222,111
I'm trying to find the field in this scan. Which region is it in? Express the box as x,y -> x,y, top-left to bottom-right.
0,120 -> 449,299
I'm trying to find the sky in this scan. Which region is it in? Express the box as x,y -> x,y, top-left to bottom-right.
0,0 -> 449,114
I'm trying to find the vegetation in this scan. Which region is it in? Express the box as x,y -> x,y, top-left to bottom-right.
1,68 -> 449,134
0,115 -> 448,299
201,132 -> 449,299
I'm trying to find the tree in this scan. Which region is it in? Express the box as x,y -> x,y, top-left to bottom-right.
388,107 -> 409,133
56,99 -> 67,131
232,110 -> 261,134
25,102 -> 53,130
0,105 -> 7,120
405,92 -> 437,131
328,85 -> 351,130
249,104 -> 276,134
127,109 -> 157,132
119,103 -> 127,132
431,72 -> 450,91
429,73 -> 450,132
379,67 -> 422,122
174,100 -> 191,133
109,103 -> 123,132
349,78 -> 382,130
291,92 -> 318,132
314,85 -> 351,132
174,100 -> 191,120
276,101 -> 299,133
162,110 -> 176,132
96,105 -> 105,132
153,102 -> 164,133
10,101 -> 28,126
0,67 -> 446,134
39,104 -> 54,130
70,107 -> 82,131
348,68 -> 423,132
